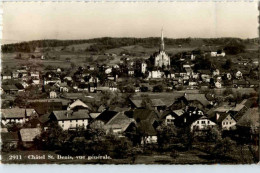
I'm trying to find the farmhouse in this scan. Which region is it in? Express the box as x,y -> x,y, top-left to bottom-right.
190,116 -> 216,131
1,108 -> 37,125
49,110 -> 90,130
104,112 -> 136,136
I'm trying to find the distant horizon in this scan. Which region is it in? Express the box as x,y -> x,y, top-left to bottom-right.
2,36 -> 258,46
3,2 -> 258,45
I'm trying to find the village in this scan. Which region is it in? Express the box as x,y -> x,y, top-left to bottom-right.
1,31 -> 259,164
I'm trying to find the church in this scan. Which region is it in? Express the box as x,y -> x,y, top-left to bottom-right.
154,29 -> 170,68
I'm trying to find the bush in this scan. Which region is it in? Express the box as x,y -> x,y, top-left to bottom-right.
170,149 -> 179,159
153,85 -> 163,92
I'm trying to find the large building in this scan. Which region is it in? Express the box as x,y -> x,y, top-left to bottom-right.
154,29 -> 170,68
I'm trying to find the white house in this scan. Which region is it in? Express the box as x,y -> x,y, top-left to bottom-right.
49,91 -> 57,98
148,70 -> 162,79
235,71 -> 243,79
105,68 -> 112,74
220,114 -> 237,130
141,62 -> 147,74
190,116 -> 216,131
213,69 -> 220,76
50,110 -> 90,130
215,81 -> 222,88
1,108 -> 37,125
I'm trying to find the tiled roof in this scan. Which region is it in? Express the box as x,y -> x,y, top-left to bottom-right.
1,132 -> 19,142
104,112 -> 136,132
184,94 -> 210,106
133,109 -> 159,121
52,110 -> 90,121
236,108 -> 259,128
95,110 -> 118,124
1,108 -> 35,119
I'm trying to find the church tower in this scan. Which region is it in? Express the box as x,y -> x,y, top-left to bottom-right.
160,28 -> 165,52
153,28 -> 170,68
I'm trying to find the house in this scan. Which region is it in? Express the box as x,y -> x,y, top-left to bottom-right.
190,116 -> 216,131
30,71 -> 40,78
49,91 -> 57,98
28,101 -> 63,116
12,72 -> 19,79
104,112 -> 136,137
32,78 -> 40,85
215,113 -> 237,130
105,67 -> 112,74
59,82 -> 69,92
49,110 -> 90,130
141,62 -> 147,73
236,108 -> 259,135
183,93 -> 211,109
215,81 -> 222,88
96,86 -> 110,93
15,83 -> 25,92
213,69 -> 220,76
88,76 -> 99,83
93,110 -> 119,128
129,98 -> 166,111
148,70 -> 162,79
128,68 -> 135,76
89,83 -> 97,93
1,85 -> 19,95
20,128 -> 41,148
130,109 -> 160,144
235,71 -> 243,79
1,71 -> 12,80
67,99 -> 90,110
160,109 -> 185,125
1,132 -> 19,149
43,77 -> 61,85
1,108 -> 37,125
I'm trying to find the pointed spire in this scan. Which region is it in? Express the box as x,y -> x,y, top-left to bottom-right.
160,27 -> 164,51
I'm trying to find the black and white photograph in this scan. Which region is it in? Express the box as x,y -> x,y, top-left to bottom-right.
0,1 -> 259,164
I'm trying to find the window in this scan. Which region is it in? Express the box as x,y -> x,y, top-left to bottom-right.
70,120 -> 72,123
208,121 -> 210,124
62,121 -> 64,123
197,121 -> 200,124
230,122 -> 232,124
76,120 -> 78,122
201,121 -> 205,124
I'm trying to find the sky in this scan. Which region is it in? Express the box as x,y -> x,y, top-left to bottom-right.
2,1 -> 259,44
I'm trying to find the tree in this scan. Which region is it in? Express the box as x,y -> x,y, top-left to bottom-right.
157,124 -> 178,151
224,41 -> 245,55
222,59 -> 232,69
140,96 -> 153,110
153,85 -> 163,92
34,122 -> 66,150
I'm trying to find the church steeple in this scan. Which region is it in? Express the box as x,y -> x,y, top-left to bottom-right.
160,28 -> 165,51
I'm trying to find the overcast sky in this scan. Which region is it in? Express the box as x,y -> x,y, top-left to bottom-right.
2,2 -> 258,44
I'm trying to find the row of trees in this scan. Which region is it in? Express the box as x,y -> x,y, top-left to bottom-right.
2,37 -> 248,53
